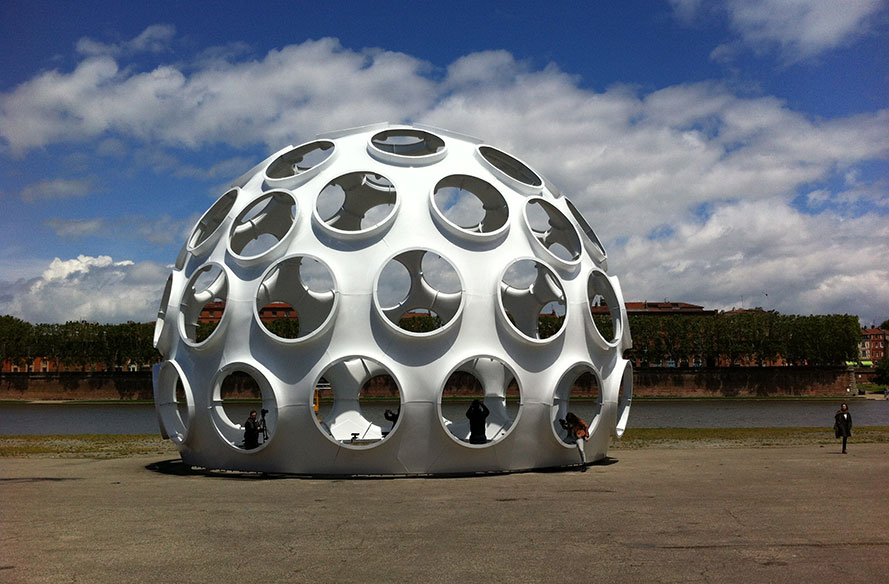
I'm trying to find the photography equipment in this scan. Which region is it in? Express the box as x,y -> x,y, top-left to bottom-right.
260,408 -> 269,443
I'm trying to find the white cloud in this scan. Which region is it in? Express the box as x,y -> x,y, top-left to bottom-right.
20,177 -> 95,202
44,214 -> 197,246
723,0 -> 884,62
75,24 -> 176,57
668,0 -> 707,25
41,255 -> 131,280
0,255 -> 167,324
0,34 -> 887,325
617,199 -> 889,321
96,137 -> 127,157
0,38 -> 436,157
44,217 -> 106,238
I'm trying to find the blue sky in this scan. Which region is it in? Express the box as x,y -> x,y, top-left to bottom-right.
1,0 -> 887,325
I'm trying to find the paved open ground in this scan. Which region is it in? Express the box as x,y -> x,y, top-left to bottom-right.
2,444 -> 888,583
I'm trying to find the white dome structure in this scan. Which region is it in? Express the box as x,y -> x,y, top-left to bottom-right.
153,123 -> 633,475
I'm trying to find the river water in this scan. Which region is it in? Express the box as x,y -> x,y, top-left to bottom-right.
1,399 -> 887,435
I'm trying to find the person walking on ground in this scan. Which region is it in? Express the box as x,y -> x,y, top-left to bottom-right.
559,412 -> 590,470
834,403 -> 852,454
466,399 -> 490,444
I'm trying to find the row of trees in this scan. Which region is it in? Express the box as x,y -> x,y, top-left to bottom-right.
0,316 -> 158,372
603,311 -> 862,366
0,310 -> 867,371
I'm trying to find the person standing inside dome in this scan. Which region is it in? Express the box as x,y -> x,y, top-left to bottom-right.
466,399 -> 490,444
243,410 -> 262,449
560,412 -> 590,469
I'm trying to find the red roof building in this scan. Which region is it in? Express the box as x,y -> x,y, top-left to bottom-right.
859,328 -> 887,363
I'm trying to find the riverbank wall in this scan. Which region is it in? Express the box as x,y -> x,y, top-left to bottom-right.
0,366 -> 856,401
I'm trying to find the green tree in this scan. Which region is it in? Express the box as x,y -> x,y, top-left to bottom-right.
781,314 -> 859,365
31,323 -> 63,371
537,314 -> 564,339
398,314 -> 445,333
195,321 -> 219,343
96,322 -> 158,370
879,319 -> 889,330
59,321 -> 101,371
873,359 -> 889,385
625,315 -> 660,366
265,318 -> 301,339
130,322 -> 160,367
0,315 -> 32,368
592,314 -> 614,342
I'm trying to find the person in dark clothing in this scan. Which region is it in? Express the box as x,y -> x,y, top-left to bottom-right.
559,412 -> 590,469
834,403 -> 852,454
243,410 -> 262,449
466,399 -> 490,444
384,407 -> 400,425
384,407 -> 400,435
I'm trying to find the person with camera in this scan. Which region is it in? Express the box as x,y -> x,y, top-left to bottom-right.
243,410 -> 263,449
466,399 -> 490,444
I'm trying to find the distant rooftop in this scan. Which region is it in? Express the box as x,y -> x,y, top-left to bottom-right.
591,301 -> 717,316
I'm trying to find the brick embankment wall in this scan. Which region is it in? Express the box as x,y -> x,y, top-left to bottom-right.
0,367 -> 854,400
1,372 -> 155,400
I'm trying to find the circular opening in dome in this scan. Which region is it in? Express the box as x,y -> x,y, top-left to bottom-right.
179,264 -> 228,346
524,198 -> 582,264
565,197 -> 607,261
370,129 -> 445,157
154,274 -> 173,348
316,172 -> 397,235
431,175 -> 509,238
314,357 -> 402,449
265,140 -> 334,179
439,357 -> 522,447
499,259 -> 566,341
211,366 -> 277,451
587,270 -> 622,345
256,256 -> 337,341
552,365 -> 601,465
615,361 -> 633,438
156,361 -> 192,444
228,191 -> 297,259
375,250 -> 463,335
478,146 -> 542,188
188,189 -> 238,252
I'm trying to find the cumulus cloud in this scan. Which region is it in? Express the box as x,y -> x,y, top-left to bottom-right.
20,177 -> 95,202
617,199 -> 889,321
715,0 -> 884,63
425,69 -> 889,238
0,30 -> 887,325
0,255 -> 168,324
0,36 -> 436,157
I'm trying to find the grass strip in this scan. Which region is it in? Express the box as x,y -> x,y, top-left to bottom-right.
613,426 -> 889,449
0,434 -> 177,458
2,427 -> 887,458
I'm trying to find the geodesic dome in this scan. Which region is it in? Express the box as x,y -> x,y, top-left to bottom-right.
152,123 -> 633,475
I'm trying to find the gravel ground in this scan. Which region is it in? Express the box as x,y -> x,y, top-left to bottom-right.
3,444 -> 888,583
